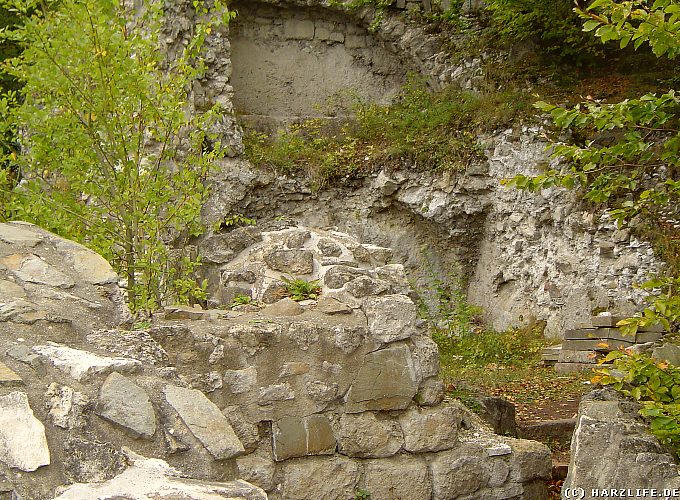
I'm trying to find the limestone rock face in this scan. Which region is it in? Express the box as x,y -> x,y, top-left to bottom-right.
0,391 -> 50,471
565,389 -> 680,494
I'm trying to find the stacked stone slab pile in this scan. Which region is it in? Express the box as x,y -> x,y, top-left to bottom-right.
541,313 -> 666,374
0,222 -> 551,499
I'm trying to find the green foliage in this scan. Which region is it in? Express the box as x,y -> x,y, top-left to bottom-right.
354,488 -> 371,500
281,276 -> 321,301
327,0 -> 393,30
416,270 -> 483,338
617,276 -> 680,335
0,4 -> 25,93
132,319 -> 152,330
213,213 -> 256,232
231,294 -> 252,308
594,350 -> 680,454
434,323 -> 547,369
484,0 -> 607,64
506,0 -> 680,333
577,0 -> 680,59
244,78 -> 530,187
506,0 -> 680,452
0,0 -> 235,311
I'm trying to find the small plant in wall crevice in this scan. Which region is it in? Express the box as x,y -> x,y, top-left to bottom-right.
282,275 -> 321,301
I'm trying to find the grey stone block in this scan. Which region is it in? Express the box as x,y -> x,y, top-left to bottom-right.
273,414 -> 336,461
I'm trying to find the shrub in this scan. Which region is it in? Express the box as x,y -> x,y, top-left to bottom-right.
484,0 -> 607,65
243,77 -> 532,187
0,0 -> 235,311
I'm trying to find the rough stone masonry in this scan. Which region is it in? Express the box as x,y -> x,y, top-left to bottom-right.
0,221 -> 552,499
186,0 -> 662,339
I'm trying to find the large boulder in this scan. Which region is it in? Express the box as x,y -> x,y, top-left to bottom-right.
564,389 -> 680,496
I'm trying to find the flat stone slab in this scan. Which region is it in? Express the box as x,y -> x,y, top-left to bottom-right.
518,419 -> 576,443
0,279 -> 27,301
558,349 -> 600,364
164,385 -> 245,459
561,338 -> 633,351
97,372 -> 156,439
0,222 -> 42,247
272,414 -> 336,461
3,254 -> 75,289
32,342 -> 141,381
652,343 -> 680,366
0,360 -> 22,385
345,344 -> 418,413
555,362 -> 603,375
57,242 -> 118,285
53,450 -> 267,499
6,344 -> 41,367
637,331 -> 663,343
0,391 -> 50,471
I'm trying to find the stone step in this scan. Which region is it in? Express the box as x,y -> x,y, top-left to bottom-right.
637,331 -> 663,343
541,344 -> 561,362
561,338 -> 633,352
584,315 -> 667,333
518,419 -> 576,443
557,350 -> 601,364
555,362 -> 611,374
564,328 -> 632,342
552,462 -> 569,481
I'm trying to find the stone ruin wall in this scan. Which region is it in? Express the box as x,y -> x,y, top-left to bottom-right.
175,0 -> 663,339
228,2 -> 409,131
0,222 -> 552,499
